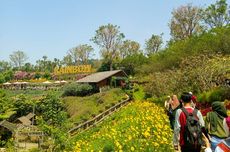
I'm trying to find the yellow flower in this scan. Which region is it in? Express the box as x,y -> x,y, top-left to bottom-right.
128,135 -> 132,140
131,147 -> 135,151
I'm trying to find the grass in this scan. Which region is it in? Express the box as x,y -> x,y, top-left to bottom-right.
133,84 -> 145,101
3,89 -> 62,98
62,88 -> 127,124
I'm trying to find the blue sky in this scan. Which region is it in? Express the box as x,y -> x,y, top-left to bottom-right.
0,0 -> 226,63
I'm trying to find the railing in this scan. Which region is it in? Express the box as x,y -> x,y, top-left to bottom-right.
68,95 -> 131,136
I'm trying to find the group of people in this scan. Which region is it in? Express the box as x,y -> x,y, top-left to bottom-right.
164,92 -> 230,152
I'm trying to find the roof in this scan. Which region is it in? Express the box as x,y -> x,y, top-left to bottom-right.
76,70 -> 127,83
18,116 -> 31,126
26,113 -> 35,120
0,120 -> 17,132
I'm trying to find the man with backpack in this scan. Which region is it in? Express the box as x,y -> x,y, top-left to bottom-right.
173,92 -> 205,152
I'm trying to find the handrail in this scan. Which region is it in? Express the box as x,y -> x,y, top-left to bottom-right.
68,95 -> 131,136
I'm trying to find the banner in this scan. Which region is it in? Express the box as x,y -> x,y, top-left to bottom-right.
54,65 -> 91,75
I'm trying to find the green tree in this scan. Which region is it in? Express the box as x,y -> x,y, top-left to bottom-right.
62,54 -> 73,66
36,56 -> 55,72
22,62 -> 34,72
91,24 -> 125,71
203,0 -> 230,28
38,94 -> 67,127
13,94 -> 34,118
120,53 -> 147,75
9,51 -> 28,69
169,4 -> 203,40
0,61 -> 11,72
67,44 -> 94,65
120,40 -> 141,59
145,34 -> 163,55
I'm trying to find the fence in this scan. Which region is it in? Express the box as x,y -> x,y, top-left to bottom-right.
68,95 -> 131,136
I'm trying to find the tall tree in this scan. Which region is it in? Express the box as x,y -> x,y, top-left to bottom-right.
145,34 -> 163,55
120,40 -> 141,59
62,54 -> 73,66
203,0 -> 230,28
169,4 -> 203,40
67,44 -> 94,65
9,51 -> 28,69
91,24 -> 125,71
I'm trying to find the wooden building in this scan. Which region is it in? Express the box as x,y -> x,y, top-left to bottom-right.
76,70 -> 128,91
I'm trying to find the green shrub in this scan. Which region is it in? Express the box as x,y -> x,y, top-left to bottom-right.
0,89 -> 6,97
103,142 -> 115,152
208,87 -> 230,102
198,87 -> 230,103
62,83 -> 94,97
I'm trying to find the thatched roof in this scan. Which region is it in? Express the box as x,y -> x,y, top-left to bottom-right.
17,116 -> 31,126
0,120 -> 17,132
76,70 -> 127,83
26,113 -> 35,120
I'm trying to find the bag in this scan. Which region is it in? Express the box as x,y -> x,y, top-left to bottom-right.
181,107 -> 203,148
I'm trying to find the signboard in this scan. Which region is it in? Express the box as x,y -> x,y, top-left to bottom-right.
54,65 -> 92,75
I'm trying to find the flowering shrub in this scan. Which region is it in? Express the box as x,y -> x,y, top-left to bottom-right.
73,101 -> 173,151
143,55 -> 230,97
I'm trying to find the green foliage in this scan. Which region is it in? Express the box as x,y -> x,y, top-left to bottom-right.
34,72 -> 41,79
103,141 -> 115,152
9,50 -> 28,69
169,4 -> 203,40
198,87 -> 230,103
120,53 -> 148,75
145,33 -> 163,55
91,23 -> 125,70
138,26 -> 230,75
0,89 -> 6,97
43,71 -> 51,80
13,94 -> 34,117
132,84 -> 146,101
37,93 -> 67,127
97,60 -> 116,72
67,44 -> 94,64
0,95 -> 16,120
203,0 -> 230,28
62,83 -> 94,97
37,122 -> 70,151
0,70 -> 13,84
63,88 -> 126,124
143,55 -> 230,97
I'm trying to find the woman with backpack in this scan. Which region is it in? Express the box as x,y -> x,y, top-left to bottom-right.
205,101 -> 230,151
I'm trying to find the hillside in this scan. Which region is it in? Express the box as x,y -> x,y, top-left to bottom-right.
62,88 -> 127,124
70,101 -> 173,152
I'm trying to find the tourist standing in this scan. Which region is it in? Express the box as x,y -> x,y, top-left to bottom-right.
168,95 -> 182,129
173,92 -> 205,152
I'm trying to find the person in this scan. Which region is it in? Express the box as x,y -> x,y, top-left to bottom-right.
173,92 -> 205,152
203,133 -> 212,152
205,101 -> 230,151
168,95 -> 182,129
189,91 -> 198,109
164,96 -> 172,112
203,133 -> 230,152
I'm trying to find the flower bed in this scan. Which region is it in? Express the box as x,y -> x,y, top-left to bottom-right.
73,101 -> 174,151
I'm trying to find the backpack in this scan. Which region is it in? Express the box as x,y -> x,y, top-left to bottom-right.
181,107 -> 203,148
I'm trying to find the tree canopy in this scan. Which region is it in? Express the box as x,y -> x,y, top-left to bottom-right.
169,4 -> 203,40
91,24 -> 125,71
